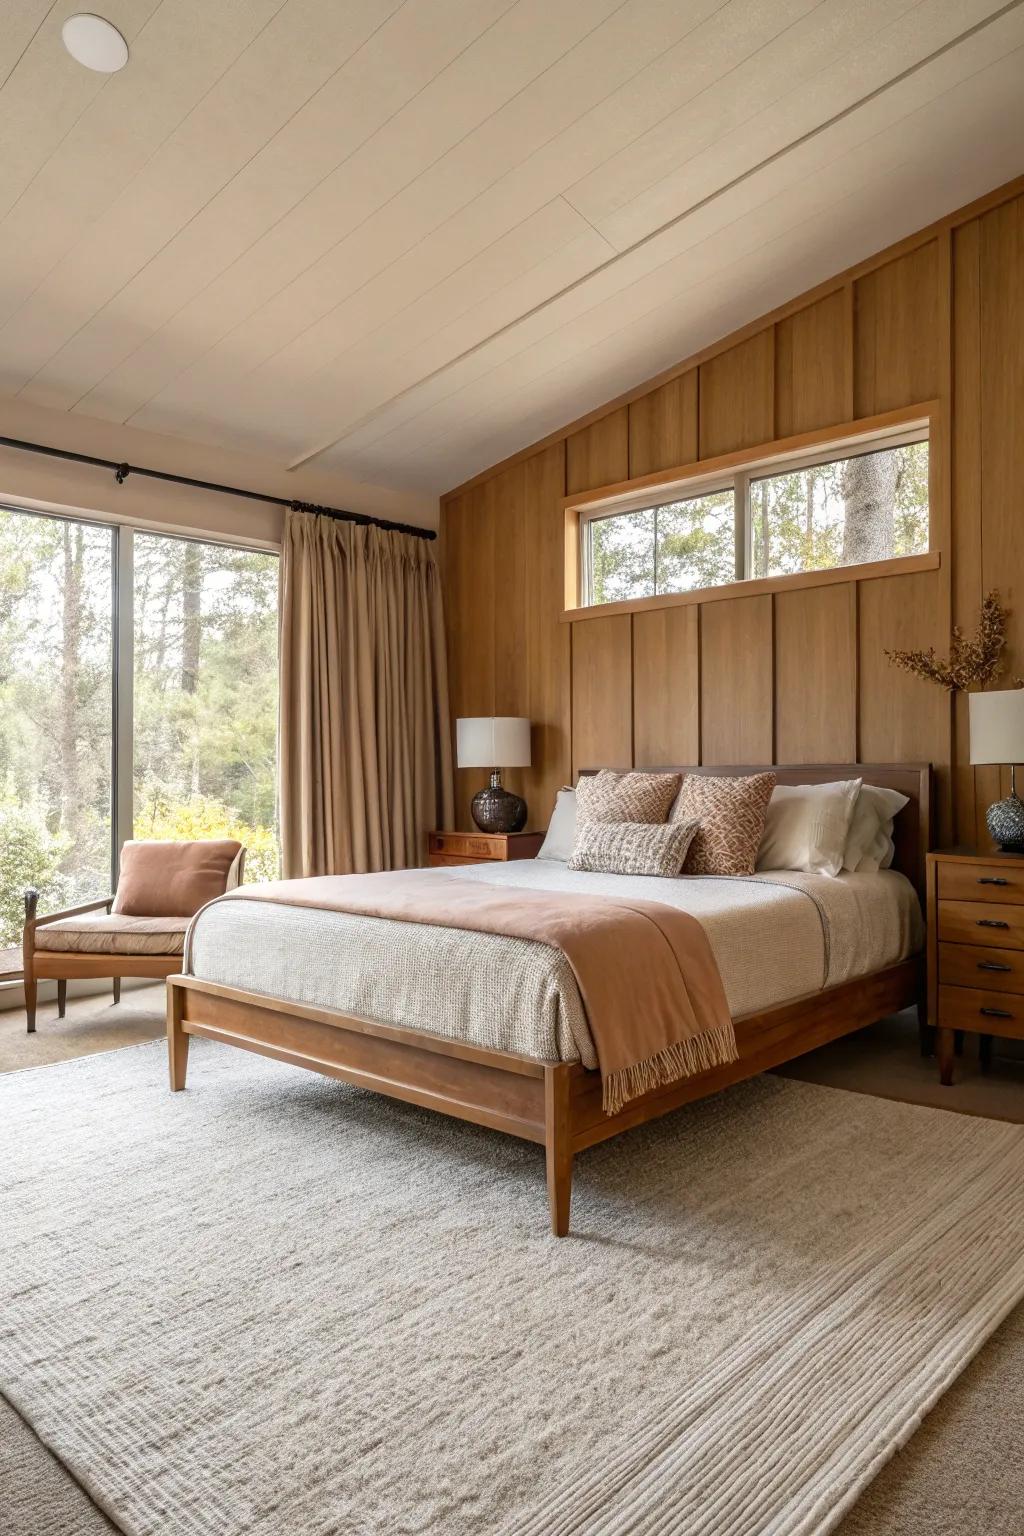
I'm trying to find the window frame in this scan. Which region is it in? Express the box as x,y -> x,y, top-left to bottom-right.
0,499 -> 279,891
576,417 -> 931,611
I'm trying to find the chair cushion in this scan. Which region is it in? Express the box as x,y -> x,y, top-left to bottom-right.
112,839 -> 243,918
34,914 -> 187,956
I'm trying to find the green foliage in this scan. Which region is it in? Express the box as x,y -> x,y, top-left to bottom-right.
0,509 -> 280,945
751,443 -> 928,577
590,492 -> 735,603
134,791 -> 280,883
587,442 -> 929,602
133,534 -> 278,833
658,491 -> 735,593
0,791 -> 69,947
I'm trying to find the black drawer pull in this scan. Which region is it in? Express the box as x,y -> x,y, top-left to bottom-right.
978,876 -> 1009,885
978,960 -> 1012,972
977,919 -> 1010,928
980,1007 -> 1013,1019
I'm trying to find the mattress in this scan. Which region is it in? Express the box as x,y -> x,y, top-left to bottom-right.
187,862 -> 924,1068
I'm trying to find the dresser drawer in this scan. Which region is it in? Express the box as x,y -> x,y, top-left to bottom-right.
937,899 -> 1024,949
938,942 -> 1024,993
937,984 -> 1024,1040
937,861 -> 1024,904
428,833 -> 501,861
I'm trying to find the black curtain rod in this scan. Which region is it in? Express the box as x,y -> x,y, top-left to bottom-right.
0,433 -> 436,541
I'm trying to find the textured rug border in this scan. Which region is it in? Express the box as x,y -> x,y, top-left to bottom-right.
3,1043 -> 1023,1536
0,1384 -> 121,1534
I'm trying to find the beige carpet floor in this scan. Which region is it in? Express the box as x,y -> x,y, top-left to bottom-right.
0,985 -> 164,1071
1,989 -> 1022,1533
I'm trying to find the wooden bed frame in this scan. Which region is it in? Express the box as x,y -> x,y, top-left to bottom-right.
167,763 -> 931,1236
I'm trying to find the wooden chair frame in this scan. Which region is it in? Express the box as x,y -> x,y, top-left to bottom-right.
168,765 -> 930,1236
23,847 -> 246,1033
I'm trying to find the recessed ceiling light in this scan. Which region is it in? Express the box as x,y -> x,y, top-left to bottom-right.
62,13 -> 129,73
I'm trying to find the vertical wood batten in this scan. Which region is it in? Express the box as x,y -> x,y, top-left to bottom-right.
700,595 -> 773,765
439,184 -> 1024,843
979,198 -> 1024,828
774,583 -> 857,765
571,614 -> 632,776
698,331 -> 774,459
774,290 -> 848,438
632,605 -> 699,768
629,372 -> 699,479
951,218 -> 983,846
523,444 -> 571,828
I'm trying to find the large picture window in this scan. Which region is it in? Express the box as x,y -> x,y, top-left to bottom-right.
0,508 -> 279,948
0,507 -> 114,947
133,533 -> 279,882
581,429 -> 929,607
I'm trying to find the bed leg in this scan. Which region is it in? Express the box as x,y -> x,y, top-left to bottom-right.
544,1065 -> 574,1238
937,1026 -> 955,1087
167,982 -> 189,1092
916,993 -> 934,1057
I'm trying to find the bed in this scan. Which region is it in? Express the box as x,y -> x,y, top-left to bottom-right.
168,763 -> 930,1235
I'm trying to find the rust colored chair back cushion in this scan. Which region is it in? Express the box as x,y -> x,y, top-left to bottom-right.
112,840 -> 244,918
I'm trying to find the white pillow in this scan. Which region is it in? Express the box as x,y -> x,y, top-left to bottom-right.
842,784 -> 909,873
756,779 -> 862,877
536,787 -> 576,862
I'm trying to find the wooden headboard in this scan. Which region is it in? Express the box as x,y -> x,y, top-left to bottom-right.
578,763 -> 933,898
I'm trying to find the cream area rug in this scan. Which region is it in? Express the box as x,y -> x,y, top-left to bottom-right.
1,1042 -> 1023,1536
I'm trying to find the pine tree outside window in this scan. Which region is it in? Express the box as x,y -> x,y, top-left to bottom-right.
0,507 -> 279,948
581,429 -> 929,607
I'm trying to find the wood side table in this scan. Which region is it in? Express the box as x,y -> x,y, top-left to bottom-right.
926,847 -> 1024,1085
426,830 -> 545,868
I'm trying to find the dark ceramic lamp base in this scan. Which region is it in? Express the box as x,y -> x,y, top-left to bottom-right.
986,790 -> 1024,853
471,771 -> 527,834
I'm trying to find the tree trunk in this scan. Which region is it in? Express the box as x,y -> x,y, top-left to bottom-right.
754,483 -> 769,578
842,453 -> 897,564
59,524 -> 84,845
181,542 -> 202,694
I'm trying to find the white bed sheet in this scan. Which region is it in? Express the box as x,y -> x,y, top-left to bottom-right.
187,863 -> 923,1067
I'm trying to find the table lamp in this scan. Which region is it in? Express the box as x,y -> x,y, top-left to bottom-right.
969,688 -> 1024,852
456,717 -> 531,833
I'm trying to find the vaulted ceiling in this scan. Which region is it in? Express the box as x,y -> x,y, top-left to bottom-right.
2,0 -> 1023,511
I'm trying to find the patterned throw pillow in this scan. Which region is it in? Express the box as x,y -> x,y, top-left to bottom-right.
569,819 -> 699,877
672,772 -> 777,876
575,769 -> 681,826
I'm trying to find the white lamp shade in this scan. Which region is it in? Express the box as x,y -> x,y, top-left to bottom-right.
969,689 -> 1024,765
456,716 -> 531,769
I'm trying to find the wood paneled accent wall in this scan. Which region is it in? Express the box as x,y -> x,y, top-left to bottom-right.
441,177 -> 1024,847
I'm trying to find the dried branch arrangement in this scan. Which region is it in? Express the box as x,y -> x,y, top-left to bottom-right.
885,591 -> 1024,693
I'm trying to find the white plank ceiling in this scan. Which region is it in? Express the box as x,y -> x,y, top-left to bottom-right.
1,0 -> 1022,508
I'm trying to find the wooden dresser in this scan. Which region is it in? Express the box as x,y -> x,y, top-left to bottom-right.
926,848 -> 1024,1085
426,830 -> 545,868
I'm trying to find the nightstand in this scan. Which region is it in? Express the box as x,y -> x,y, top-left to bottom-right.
926,848 -> 1024,1085
426,830 -> 545,868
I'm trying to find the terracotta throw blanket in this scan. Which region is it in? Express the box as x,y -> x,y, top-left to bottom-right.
210,871 -> 737,1115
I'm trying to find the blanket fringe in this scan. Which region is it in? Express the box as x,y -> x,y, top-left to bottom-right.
602,1024 -> 739,1116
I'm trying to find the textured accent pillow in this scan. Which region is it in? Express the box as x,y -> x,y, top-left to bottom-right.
568,819 -> 699,877
536,787 -> 577,862
756,779 -> 862,877
113,839 -> 244,918
575,769 -> 681,826
673,772 -> 776,876
842,784 -> 910,873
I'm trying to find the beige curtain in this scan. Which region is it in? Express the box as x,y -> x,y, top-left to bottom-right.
279,509 -> 453,877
